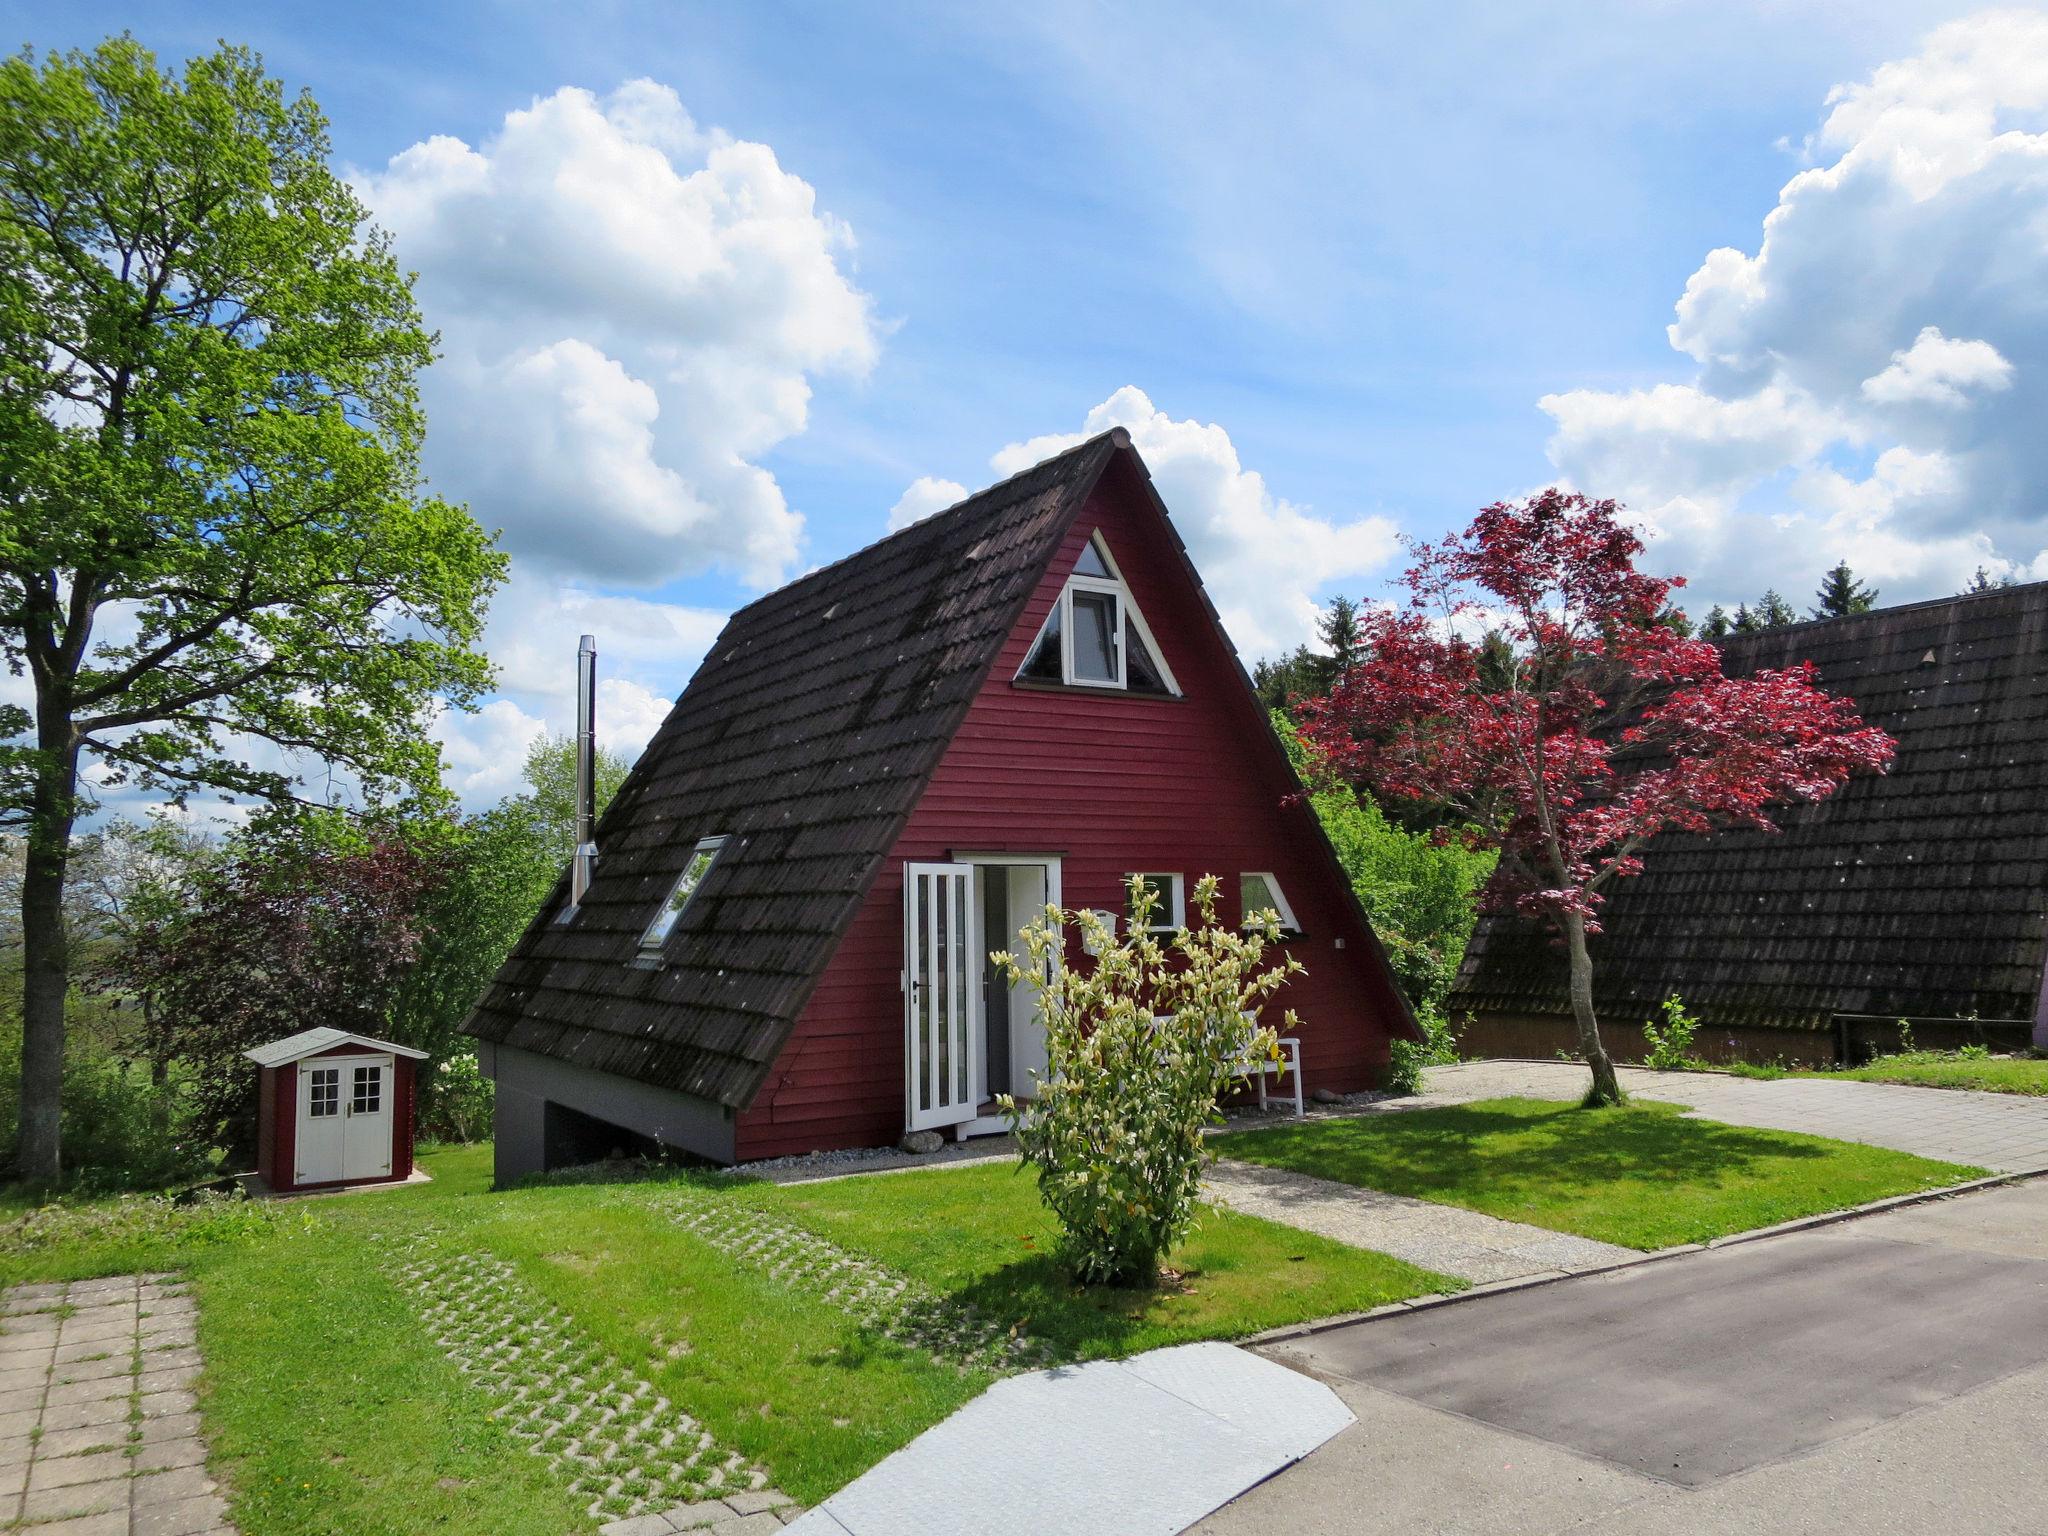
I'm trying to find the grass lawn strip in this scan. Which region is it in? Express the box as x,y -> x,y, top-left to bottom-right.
1215,1097 -> 1986,1250
1819,1055 -> 2048,1096
737,1161 -> 1457,1360
664,1187 -> 1053,1373
2,1147 -> 1454,1525
389,1231 -> 780,1524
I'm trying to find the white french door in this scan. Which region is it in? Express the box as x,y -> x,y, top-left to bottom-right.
295,1054 -> 393,1184
341,1058 -> 393,1180
903,862 -> 979,1133
295,1063 -> 346,1184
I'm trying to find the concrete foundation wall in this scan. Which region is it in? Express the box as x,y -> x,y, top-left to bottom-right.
480,1042 -> 735,1186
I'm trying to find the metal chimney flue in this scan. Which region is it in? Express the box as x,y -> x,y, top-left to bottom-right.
571,634 -> 598,907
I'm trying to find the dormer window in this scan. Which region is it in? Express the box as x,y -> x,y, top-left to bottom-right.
638,835 -> 726,961
1016,532 -> 1179,696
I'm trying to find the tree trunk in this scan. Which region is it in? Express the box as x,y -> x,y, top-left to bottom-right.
1563,910 -> 1624,1107
16,737 -> 80,1186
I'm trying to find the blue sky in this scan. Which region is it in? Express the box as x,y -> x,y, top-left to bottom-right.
12,1 -> 2046,807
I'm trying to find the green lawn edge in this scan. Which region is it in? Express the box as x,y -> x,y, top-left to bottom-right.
1215,1096 -> 1986,1249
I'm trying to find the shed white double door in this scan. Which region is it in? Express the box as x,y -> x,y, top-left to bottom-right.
902,859 -> 1055,1135
294,1053 -> 393,1184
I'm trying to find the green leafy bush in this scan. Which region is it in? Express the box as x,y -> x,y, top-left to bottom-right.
420,1051 -> 494,1143
995,875 -> 1295,1287
0,1021 -> 215,1193
1641,994 -> 1701,1072
1275,714 -> 1494,1025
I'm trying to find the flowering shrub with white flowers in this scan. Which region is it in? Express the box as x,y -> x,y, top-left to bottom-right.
994,873 -> 1300,1287
422,1051 -> 494,1143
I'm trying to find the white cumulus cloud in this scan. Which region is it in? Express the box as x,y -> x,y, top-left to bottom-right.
1860,326 -> 2014,408
359,80 -> 879,590
886,476 -> 970,531
987,387 -> 1399,657
1541,9 -> 2048,606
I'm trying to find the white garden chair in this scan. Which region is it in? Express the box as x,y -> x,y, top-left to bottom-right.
1234,1035 -> 1304,1117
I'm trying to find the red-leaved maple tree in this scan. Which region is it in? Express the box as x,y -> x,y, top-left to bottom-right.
1297,490 -> 1895,1104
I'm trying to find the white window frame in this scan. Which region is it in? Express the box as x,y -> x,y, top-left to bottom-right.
1017,531 -> 1181,696
1127,872 -> 1186,933
639,834 -> 728,960
1239,871 -> 1301,936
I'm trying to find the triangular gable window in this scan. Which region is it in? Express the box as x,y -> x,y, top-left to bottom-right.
1016,532 -> 1178,696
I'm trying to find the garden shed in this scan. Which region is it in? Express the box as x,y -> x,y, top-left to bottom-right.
1450,580 -> 2048,1064
464,429 -> 1421,1184
246,1028 -> 427,1193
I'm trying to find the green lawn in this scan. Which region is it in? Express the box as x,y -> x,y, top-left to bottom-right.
0,1144 -> 1452,1530
1821,1053 -> 2048,1095
1215,1096 -> 1984,1249
740,1160 -> 1447,1361
1715,1052 -> 2048,1095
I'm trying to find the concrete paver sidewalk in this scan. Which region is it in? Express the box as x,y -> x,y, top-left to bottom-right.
1201,1160 -> 1631,1284
1417,1059 -> 2048,1171
0,1273 -> 232,1536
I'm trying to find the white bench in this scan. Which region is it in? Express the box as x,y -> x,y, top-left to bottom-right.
1235,1035 -> 1304,1117
1149,1015 -> 1307,1117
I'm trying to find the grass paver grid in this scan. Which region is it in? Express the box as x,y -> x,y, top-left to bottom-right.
663,1192 -> 1053,1375
388,1236 -> 795,1529
0,1272 -> 232,1535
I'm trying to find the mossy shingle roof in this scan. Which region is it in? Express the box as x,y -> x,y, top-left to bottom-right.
461,432 -> 1128,1108
1450,581 -> 2048,1029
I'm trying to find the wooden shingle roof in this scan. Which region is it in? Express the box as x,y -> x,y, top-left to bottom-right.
1450,582 -> 2048,1030
461,431 -> 1128,1108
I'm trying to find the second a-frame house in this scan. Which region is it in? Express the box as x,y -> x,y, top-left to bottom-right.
465,429 -> 1421,1181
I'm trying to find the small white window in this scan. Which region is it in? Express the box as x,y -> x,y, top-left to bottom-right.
640,835 -> 727,958
1127,873 -> 1185,933
351,1066 -> 382,1114
1240,872 -> 1301,936
308,1068 -> 339,1119
1015,532 -> 1178,696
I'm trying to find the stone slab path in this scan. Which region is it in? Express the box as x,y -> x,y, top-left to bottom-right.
1417,1060 -> 2048,1172
1202,1161 -> 1632,1284
785,1342 -> 1353,1536
0,1273 -> 232,1536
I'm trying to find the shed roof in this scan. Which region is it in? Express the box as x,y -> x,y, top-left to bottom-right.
460,431 -> 1132,1108
245,1028 -> 430,1068
1449,581 -> 2048,1029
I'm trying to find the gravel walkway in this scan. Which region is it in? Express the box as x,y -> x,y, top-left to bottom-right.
0,1273 -> 232,1535
1202,1161 -> 1631,1284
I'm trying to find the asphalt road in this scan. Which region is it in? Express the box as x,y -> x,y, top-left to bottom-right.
1195,1179 -> 2048,1535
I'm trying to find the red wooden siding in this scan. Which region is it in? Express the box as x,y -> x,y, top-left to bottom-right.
737,472 -> 1412,1159
268,1063 -> 297,1192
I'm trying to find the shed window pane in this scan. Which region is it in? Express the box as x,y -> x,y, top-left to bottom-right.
1071,590 -> 1118,682
1073,540 -> 1112,577
351,1066 -> 382,1114
308,1068 -> 339,1118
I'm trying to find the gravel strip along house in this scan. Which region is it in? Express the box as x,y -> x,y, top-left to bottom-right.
465,429 -> 1421,1180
